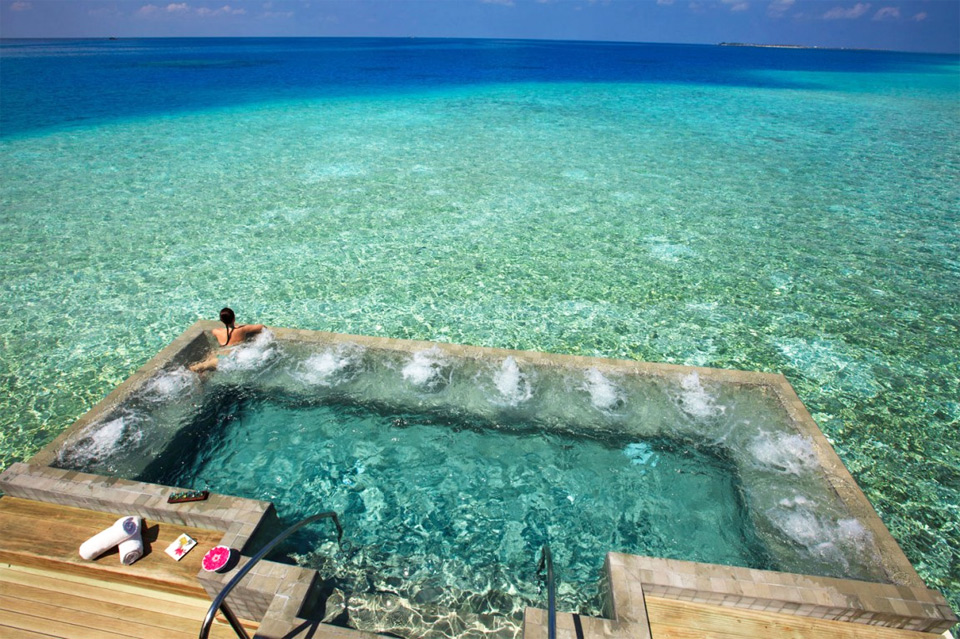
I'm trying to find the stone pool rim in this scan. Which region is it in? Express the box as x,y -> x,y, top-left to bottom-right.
30,320 -> 923,589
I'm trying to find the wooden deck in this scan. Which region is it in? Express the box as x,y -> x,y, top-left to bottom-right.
0,496 -> 225,598
0,497 -> 258,638
527,600 -> 947,639
646,596 -> 946,639
0,563 -> 249,639
1,496 -> 951,639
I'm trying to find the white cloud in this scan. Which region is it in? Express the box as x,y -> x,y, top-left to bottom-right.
822,3 -> 870,19
197,5 -> 247,16
139,2 -> 246,18
872,6 -> 899,20
263,10 -> 293,18
911,11 -> 926,21
481,0 -> 514,6
10,1 -> 31,10
722,0 -> 749,11
657,0 -> 674,5
767,0 -> 793,17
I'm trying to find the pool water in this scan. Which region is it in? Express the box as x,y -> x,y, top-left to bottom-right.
144,390 -> 768,620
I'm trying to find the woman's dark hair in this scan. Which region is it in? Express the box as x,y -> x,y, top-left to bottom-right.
219,307 -> 237,346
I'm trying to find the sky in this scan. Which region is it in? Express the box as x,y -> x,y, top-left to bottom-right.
0,0 -> 957,53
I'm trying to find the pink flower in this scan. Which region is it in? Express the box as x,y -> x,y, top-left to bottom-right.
202,545 -> 232,571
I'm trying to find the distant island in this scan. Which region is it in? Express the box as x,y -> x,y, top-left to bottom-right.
719,42 -> 883,51
720,42 -> 813,49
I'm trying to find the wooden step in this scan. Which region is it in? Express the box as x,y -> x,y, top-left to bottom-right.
0,496 -> 224,598
645,595 -> 944,639
0,626 -> 63,639
0,563 -> 256,639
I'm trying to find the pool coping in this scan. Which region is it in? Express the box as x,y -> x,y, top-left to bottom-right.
13,321 -> 958,636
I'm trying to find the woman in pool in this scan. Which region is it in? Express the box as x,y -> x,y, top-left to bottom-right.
189,307 -> 264,373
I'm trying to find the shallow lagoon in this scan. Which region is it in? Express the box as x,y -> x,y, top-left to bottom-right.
0,38 -> 958,616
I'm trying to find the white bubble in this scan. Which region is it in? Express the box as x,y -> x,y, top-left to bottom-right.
294,343 -> 365,387
218,329 -> 278,372
140,366 -> 200,402
582,368 -> 624,412
492,356 -> 533,406
766,498 -> 873,569
748,431 -> 818,475
59,411 -> 144,467
401,347 -> 450,391
676,371 -> 725,419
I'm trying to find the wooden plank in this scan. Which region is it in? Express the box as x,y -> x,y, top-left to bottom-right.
0,609 -> 135,639
0,496 -> 224,566
2,595 -> 195,639
0,627 -> 59,639
0,497 -> 223,597
646,596 -> 942,639
0,565 -> 252,639
0,548 -> 207,598
3,581 -> 209,635
0,566 -> 210,618
0,563 -> 212,613
1,564 -> 258,635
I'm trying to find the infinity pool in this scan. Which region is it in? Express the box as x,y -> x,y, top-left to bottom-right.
52,330 -> 894,637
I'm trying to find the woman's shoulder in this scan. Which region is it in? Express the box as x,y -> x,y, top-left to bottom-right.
211,326 -> 229,345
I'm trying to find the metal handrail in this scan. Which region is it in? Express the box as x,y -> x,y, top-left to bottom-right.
537,545 -> 557,639
199,511 -> 344,639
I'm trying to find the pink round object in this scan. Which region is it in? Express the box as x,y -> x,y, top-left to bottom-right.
201,545 -> 233,572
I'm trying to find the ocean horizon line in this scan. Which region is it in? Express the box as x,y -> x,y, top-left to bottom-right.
2,35 -> 956,56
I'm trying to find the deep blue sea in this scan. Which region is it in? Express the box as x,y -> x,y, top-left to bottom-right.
1,38 -> 958,625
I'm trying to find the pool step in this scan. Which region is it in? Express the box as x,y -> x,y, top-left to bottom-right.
523,593 -> 950,639
312,588 -> 522,639
606,553 -> 957,634
523,606 -> 642,638
644,595 -> 949,639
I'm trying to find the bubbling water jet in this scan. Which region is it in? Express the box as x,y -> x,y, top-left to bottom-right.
401,347 -> 451,392
492,357 -> 533,406
581,368 -> 624,412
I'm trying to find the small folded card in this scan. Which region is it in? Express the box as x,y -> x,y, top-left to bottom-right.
164,533 -> 197,561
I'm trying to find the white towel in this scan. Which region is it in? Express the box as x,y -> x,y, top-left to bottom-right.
118,524 -> 143,565
79,515 -> 141,561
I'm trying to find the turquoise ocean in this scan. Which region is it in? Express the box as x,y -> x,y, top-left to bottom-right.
1,38 -> 958,615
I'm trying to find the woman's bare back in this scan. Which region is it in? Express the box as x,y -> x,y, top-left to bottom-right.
212,323 -> 264,347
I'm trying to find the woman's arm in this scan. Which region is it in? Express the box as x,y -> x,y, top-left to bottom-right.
238,324 -> 264,340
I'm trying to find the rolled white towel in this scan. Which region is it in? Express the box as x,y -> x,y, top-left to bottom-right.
118,522 -> 143,565
79,515 -> 141,561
